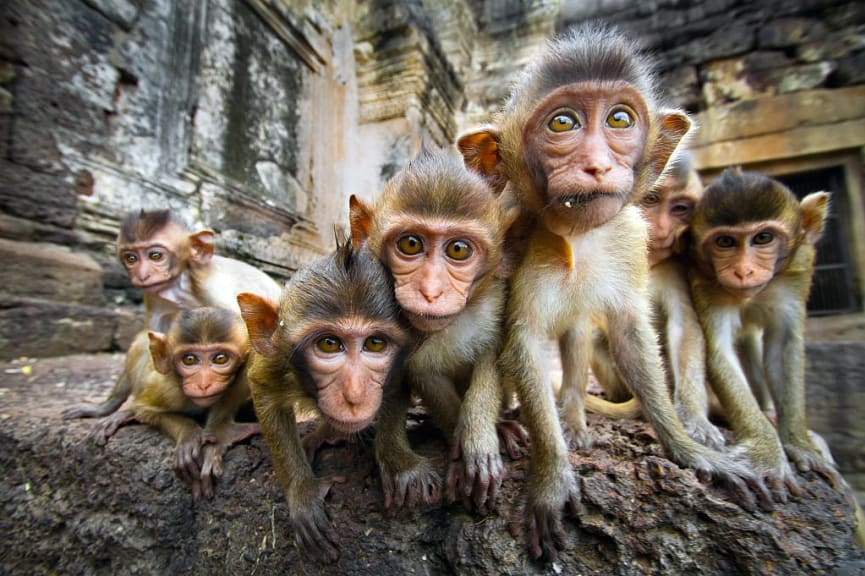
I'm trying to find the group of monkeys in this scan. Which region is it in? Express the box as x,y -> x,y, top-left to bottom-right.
63,24 -> 863,563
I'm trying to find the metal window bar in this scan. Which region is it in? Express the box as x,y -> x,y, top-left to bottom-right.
774,167 -> 856,316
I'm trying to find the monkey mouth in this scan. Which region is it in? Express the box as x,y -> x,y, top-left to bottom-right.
558,191 -> 607,208
188,393 -> 222,408
326,415 -> 375,434
405,311 -> 457,332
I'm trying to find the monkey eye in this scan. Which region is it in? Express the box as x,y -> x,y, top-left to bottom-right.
363,336 -> 387,352
181,354 -> 200,366
715,236 -> 736,249
122,253 -> 138,266
753,232 -> 774,245
148,249 -> 164,261
670,202 -> 694,218
548,112 -> 579,132
397,235 -> 424,256
316,335 -> 343,353
606,106 -> 635,129
641,192 -> 660,206
445,240 -> 473,261
212,352 -> 229,365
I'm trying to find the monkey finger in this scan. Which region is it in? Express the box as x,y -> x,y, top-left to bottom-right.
444,464 -> 462,505
191,478 -> 203,503
199,472 -> 215,500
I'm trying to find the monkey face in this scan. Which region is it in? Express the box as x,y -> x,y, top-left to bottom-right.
173,345 -> 243,407
384,223 -> 488,332
703,225 -> 789,298
640,174 -> 699,267
303,327 -> 397,433
118,232 -> 184,293
521,81 -> 649,236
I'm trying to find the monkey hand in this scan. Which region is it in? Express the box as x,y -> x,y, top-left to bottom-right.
90,410 -> 136,446
193,442 -> 229,502
379,452 -> 441,511
515,465 -> 581,562
288,475 -> 345,563
677,410 -> 726,452
174,428 -> 218,484
446,433 -> 505,513
707,438 -> 797,508
497,418 -> 530,460
783,438 -> 843,489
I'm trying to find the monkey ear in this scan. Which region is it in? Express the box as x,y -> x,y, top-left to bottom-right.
651,111 -> 692,181
457,125 -> 504,189
349,195 -> 372,248
237,292 -> 280,357
147,331 -> 173,375
800,191 -> 831,246
189,230 -> 216,264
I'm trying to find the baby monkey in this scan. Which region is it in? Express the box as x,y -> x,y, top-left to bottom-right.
686,167 -> 841,497
350,148 -> 525,514
237,240 -> 411,563
93,307 -> 259,501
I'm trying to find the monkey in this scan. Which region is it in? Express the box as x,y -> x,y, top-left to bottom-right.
236,239 -> 411,564
349,148 -> 527,514
685,167 -> 843,493
585,153 -> 726,450
62,209 -> 281,420
90,307 -> 259,501
457,24 -> 774,560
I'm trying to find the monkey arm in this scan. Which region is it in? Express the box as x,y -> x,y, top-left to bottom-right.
374,378 -> 441,510
500,320 -> 580,562
446,348 -> 506,512
250,377 -> 341,563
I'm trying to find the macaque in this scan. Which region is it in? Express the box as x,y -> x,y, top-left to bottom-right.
237,240 -> 410,563
116,209 -> 282,332
90,307 -> 259,500
686,167 -> 842,492
586,153 -> 726,450
458,24 -> 773,560
349,148 -> 525,513
63,209 -> 281,420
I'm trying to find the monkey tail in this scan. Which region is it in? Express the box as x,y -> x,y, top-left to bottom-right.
584,394 -> 642,420
61,369 -> 133,419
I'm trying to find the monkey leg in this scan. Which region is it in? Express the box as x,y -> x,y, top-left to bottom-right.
501,324 -> 580,561
446,351 -> 508,513
763,318 -> 842,487
374,383 -> 441,510
590,328 -> 632,402
558,325 -> 592,450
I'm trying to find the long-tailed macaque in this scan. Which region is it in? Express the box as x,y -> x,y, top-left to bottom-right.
586,153 -> 726,450
349,149 -> 525,513
91,307 -> 259,501
63,209 -> 281,420
458,24 -> 773,560
686,167 -> 842,492
237,240 -> 411,564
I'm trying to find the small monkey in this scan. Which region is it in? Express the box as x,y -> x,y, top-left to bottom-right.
350,149 -> 526,513
237,240 -> 411,563
459,24 -> 772,560
686,167 -> 841,493
63,209 -> 281,420
587,153 -> 726,450
93,307 -> 259,501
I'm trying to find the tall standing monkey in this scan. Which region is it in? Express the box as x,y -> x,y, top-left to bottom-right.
237,240 -> 411,563
686,167 -> 841,489
63,209 -> 282,420
586,153 -> 726,450
458,24 -> 773,560
350,149 -> 526,513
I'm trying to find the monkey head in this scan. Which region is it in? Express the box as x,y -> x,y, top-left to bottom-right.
458,24 -> 691,238
238,241 -> 410,434
117,209 -> 215,294
640,153 -> 703,267
148,307 -> 250,407
689,168 -> 829,299
349,149 -> 514,333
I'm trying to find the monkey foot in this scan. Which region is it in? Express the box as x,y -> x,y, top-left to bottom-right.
91,410 -> 136,446
290,476 -> 344,563
518,475 -> 582,562
562,425 -> 591,451
380,456 -> 441,510
785,442 -> 843,489
680,415 -> 726,451
496,418 -> 530,460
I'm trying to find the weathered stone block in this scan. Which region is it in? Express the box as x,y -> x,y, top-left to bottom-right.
758,17 -> 828,48
0,238 -> 105,306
